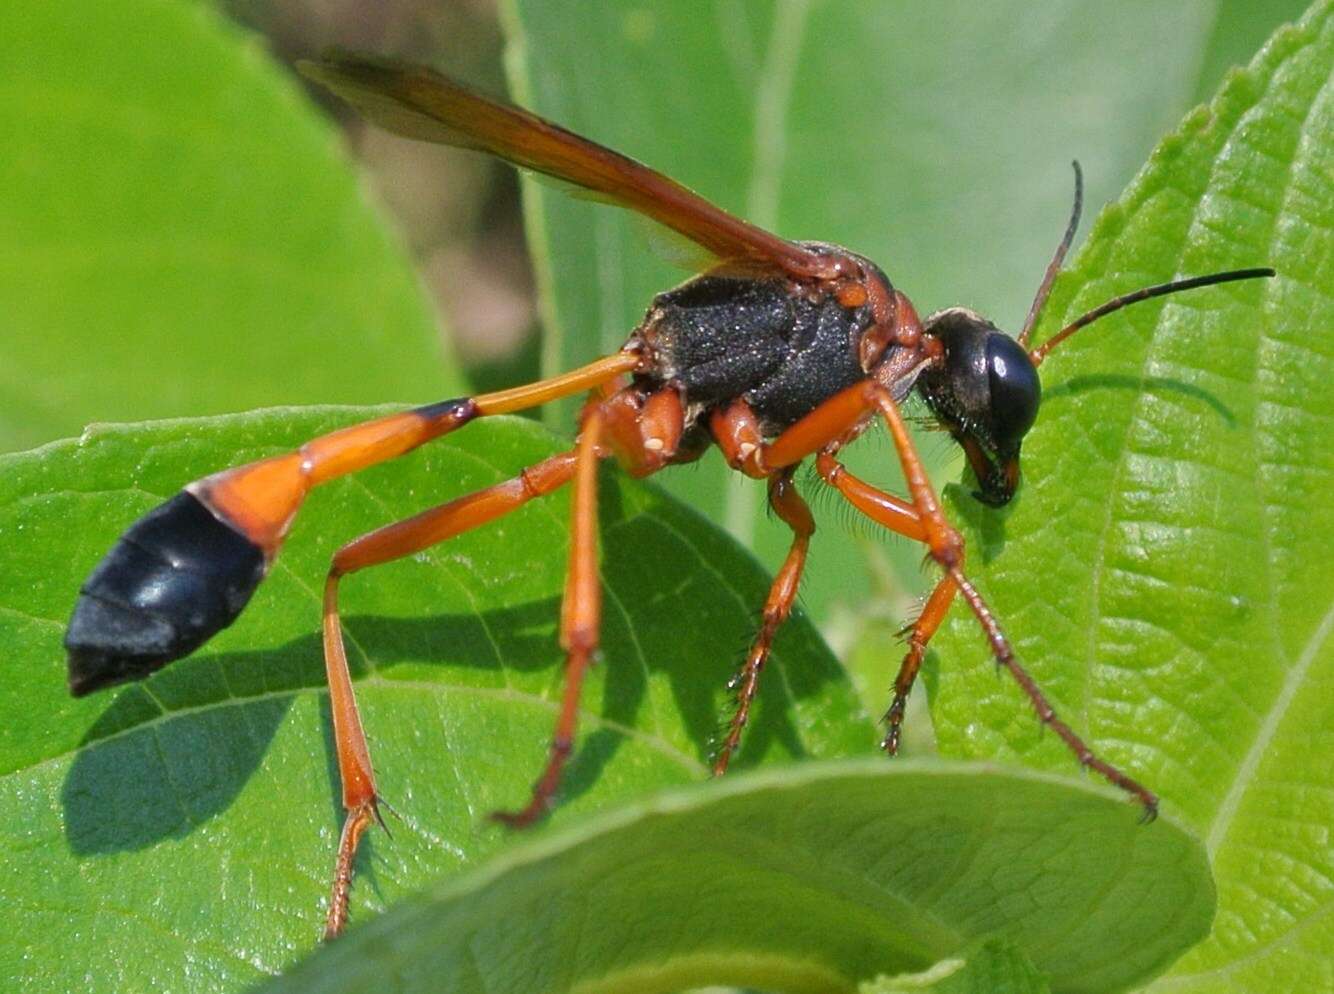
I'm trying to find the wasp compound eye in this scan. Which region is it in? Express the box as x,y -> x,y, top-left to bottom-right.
985,331 -> 1041,454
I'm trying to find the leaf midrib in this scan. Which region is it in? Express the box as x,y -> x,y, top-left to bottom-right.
1204,596 -> 1334,854
1071,23 -> 1308,819
1146,898 -> 1334,991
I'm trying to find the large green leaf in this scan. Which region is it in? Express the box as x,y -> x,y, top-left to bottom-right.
0,409 -> 868,992
259,762 -> 1212,994
927,6 -> 1333,993
860,939 -> 1051,994
501,0 -> 1307,621
0,0 -> 458,453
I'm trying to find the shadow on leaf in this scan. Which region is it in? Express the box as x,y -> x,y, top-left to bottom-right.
62,565 -> 838,856
1043,372 -> 1235,426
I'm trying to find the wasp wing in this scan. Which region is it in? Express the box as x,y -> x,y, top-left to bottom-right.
299,52 -> 837,282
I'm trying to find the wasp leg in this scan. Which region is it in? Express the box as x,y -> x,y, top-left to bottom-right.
883,575 -> 957,754
708,385 -> 927,767
490,403 -> 608,829
721,380 -> 1158,818
947,567 -> 1158,820
814,453 -> 954,754
876,385 -> 1157,816
319,448 -> 582,937
862,386 -> 1156,814
487,384 -> 684,824
65,352 -> 640,697
713,467 -> 814,776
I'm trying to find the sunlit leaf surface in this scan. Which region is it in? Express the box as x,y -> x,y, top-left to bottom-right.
0,409 -> 869,992
928,8 -> 1333,993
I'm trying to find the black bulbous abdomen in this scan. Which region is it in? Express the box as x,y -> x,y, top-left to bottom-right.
65,491 -> 266,696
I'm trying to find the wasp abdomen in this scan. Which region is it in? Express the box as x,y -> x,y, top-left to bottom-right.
65,491 -> 266,697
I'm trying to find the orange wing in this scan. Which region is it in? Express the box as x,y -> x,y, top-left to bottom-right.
298,52 -> 840,282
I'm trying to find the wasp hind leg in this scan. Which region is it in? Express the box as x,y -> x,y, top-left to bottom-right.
318,446 -> 584,937
64,353 -> 642,700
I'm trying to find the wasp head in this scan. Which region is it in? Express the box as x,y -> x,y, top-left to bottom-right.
917,308 -> 1039,506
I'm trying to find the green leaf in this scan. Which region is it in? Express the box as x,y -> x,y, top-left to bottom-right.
861,939 -> 1050,994
0,409 -> 868,993
927,6 -> 1334,993
500,0 -> 1305,620
0,0 -> 458,454
258,762 -> 1211,994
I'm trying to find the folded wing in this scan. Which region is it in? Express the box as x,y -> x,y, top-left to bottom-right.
299,52 -> 839,282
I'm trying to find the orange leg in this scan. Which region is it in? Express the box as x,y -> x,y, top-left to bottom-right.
814,452 -> 953,753
319,448 -> 581,937
947,568 -> 1157,819
323,384 -> 680,934
187,351 -> 639,560
602,385 -> 685,476
851,389 -> 1157,811
723,381 -> 1157,817
876,386 -> 1154,814
882,574 -> 957,754
491,402 -> 609,828
713,467 -> 814,775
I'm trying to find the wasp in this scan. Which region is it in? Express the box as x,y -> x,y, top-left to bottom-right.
63,53 -> 1273,936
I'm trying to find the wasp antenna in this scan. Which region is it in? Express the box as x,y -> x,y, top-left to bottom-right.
1029,266 -> 1275,367
1018,160 -> 1084,348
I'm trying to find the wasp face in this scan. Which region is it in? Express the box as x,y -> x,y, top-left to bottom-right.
918,308 -> 1041,506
